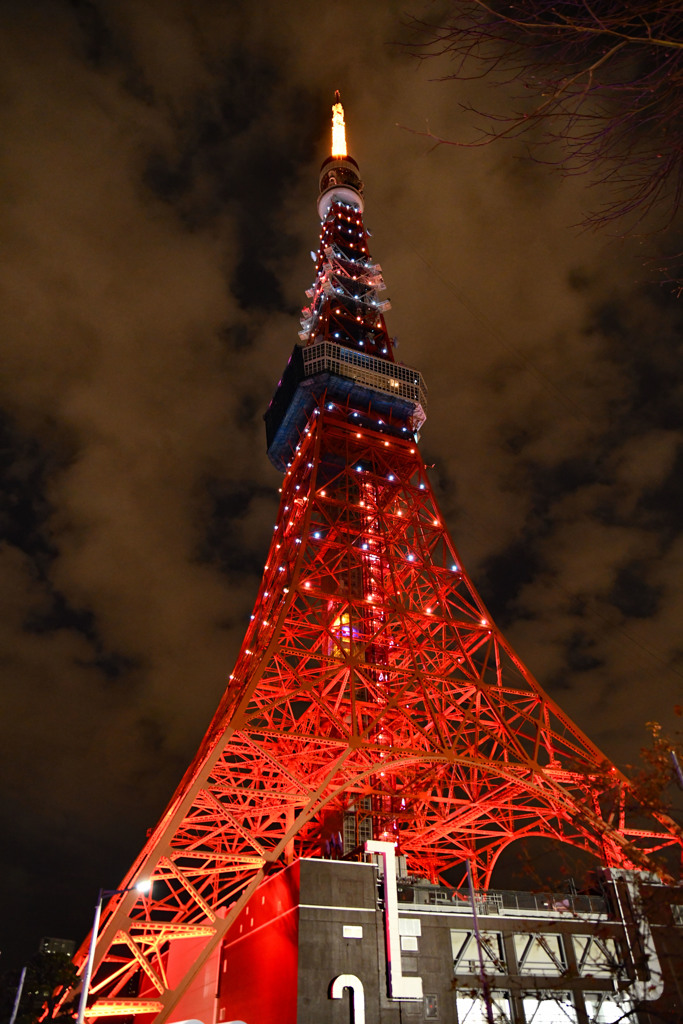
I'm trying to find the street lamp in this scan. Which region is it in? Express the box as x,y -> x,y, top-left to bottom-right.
76,879 -> 152,1024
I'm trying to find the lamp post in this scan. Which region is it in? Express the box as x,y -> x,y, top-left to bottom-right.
8,966 -> 26,1024
466,859 -> 495,1024
76,879 -> 151,1024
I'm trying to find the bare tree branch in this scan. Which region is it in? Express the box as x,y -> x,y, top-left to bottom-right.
406,1 -> 683,282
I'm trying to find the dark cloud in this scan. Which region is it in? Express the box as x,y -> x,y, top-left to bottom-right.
609,560 -> 663,620
68,0 -> 125,68
637,445 -> 683,540
0,412 -> 63,569
194,476 -> 276,581
0,0 -> 682,971
477,537 -> 541,626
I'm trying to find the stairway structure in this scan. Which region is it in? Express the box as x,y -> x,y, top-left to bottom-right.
67,96 -> 682,1024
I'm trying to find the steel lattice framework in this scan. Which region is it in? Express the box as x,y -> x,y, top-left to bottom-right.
66,98 -> 683,1024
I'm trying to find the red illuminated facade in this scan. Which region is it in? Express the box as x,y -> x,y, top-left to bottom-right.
67,99 -> 683,1024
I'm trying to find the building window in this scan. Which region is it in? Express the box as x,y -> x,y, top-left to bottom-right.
343,795 -> 373,853
672,904 -> 683,925
573,935 -> 623,979
521,991 -> 574,1022
584,991 -> 633,1023
451,930 -> 506,974
424,994 -> 439,1019
514,933 -> 566,975
454,991 -> 512,1024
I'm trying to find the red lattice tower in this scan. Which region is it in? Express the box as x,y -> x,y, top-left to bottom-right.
67,96 -> 682,1024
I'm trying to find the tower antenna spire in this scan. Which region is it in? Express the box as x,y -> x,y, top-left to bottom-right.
331,90 -> 347,158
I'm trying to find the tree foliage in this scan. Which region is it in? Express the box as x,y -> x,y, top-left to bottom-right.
411,2 -> 683,254
630,711 -> 683,817
0,953 -> 77,1024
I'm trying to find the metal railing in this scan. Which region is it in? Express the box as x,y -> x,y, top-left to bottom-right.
301,341 -> 427,424
397,883 -> 607,918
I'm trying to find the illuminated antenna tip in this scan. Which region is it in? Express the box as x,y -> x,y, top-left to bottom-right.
331,92 -> 347,159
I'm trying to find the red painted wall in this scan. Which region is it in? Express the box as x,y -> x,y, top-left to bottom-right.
165,927 -> 223,1024
216,863 -> 300,1024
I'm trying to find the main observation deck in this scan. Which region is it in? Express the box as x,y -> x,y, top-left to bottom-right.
265,339 -> 427,472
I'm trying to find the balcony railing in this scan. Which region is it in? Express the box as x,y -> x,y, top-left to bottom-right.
397,883 -> 607,918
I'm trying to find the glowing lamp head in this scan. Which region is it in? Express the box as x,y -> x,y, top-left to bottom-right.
331,91 -> 347,158
135,879 -> 152,894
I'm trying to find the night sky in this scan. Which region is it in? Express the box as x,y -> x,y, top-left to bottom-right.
1,0 -> 682,971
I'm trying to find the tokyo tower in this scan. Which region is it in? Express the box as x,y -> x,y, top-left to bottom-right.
67,96 -> 682,1024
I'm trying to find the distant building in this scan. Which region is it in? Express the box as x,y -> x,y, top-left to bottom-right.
39,937 -> 75,957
